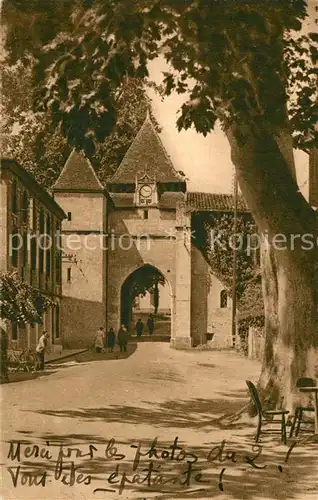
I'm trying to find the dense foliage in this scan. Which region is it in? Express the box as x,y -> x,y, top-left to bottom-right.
192,212 -> 259,294
1,56 -> 159,188
0,271 -> 55,325
130,268 -> 165,307
2,0 -> 316,154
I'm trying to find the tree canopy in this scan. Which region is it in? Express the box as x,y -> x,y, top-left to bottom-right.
3,0 -> 316,156
0,271 -> 55,325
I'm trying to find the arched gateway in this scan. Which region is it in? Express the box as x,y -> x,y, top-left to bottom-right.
120,264 -> 172,337
53,114 -> 241,349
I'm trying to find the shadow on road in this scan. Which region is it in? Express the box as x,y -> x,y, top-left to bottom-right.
52,342 -> 138,364
6,430 -> 318,500
34,392 -> 253,431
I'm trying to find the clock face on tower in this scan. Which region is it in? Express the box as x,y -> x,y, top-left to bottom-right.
135,174 -> 157,206
140,184 -> 152,198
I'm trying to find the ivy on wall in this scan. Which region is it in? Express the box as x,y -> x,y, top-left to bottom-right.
192,211 -> 264,327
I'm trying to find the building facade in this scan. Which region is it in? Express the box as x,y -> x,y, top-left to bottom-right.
2,122 -> 317,352
53,116 -> 240,349
0,159 -> 66,350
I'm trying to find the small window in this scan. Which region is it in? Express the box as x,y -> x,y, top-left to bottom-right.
11,229 -> 19,267
56,252 -> 61,284
143,210 -> 149,220
56,222 -> 61,250
46,249 -> 51,276
46,215 -> 51,235
12,321 -> 18,341
67,212 -> 72,221
39,209 -> 45,234
22,233 -> 28,266
12,180 -> 18,214
220,290 -> 228,308
22,191 -> 28,222
39,247 -> 44,274
55,305 -> 60,339
33,202 -> 37,229
67,267 -> 71,283
31,237 -> 37,271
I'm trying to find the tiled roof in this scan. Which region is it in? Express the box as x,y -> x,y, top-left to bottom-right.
110,115 -> 184,184
109,193 -> 135,207
159,192 -> 185,209
186,192 -> 249,212
53,150 -> 103,191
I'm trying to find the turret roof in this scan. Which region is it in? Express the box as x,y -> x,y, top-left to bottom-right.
110,115 -> 184,184
53,150 -> 103,191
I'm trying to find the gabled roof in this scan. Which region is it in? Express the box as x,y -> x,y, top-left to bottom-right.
110,115 -> 184,184
53,150 -> 103,192
186,192 -> 249,212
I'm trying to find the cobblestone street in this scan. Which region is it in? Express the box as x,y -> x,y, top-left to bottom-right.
1,344 -> 317,500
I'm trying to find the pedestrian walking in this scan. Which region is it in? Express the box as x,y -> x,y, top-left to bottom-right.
136,318 -> 144,337
94,327 -> 105,353
36,331 -> 49,370
118,324 -> 128,352
106,327 -> 116,353
147,314 -> 154,335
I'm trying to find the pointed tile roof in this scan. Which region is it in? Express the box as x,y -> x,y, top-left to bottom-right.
53,150 -> 103,191
110,115 -> 184,184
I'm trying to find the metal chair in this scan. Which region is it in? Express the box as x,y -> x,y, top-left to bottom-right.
246,380 -> 289,444
289,377 -> 316,438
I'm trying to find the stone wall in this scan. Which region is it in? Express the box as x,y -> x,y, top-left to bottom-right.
54,191 -> 107,347
61,296 -> 105,348
191,245 -> 233,348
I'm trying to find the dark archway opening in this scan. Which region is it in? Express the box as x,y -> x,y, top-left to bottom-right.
120,265 -> 171,338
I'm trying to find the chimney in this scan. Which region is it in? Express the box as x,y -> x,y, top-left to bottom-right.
309,148 -> 318,208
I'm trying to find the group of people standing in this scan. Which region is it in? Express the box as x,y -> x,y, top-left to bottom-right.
135,315 -> 154,337
94,324 -> 129,354
94,315 -> 155,353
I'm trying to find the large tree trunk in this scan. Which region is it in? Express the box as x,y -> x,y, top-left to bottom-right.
227,126 -> 318,410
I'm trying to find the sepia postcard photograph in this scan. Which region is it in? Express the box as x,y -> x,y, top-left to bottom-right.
0,0 -> 317,499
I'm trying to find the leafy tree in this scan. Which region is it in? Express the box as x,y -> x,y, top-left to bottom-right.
3,0 -> 318,408
192,211 -> 258,297
130,268 -> 165,305
0,271 -> 55,325
193,210 -> 264,339
1,58 -> 159,187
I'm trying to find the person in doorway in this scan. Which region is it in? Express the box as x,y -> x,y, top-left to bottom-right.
36,331 -> 49,370
118,324 -> 128,352
136,318 -> 144,337
106,327 -> 116,353
147,314 -> 154,335
94,327 -> 105,353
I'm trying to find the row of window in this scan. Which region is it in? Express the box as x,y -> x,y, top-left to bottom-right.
11,179 -> 61,234
11,305 -> 60,342
11,236 -> 62,283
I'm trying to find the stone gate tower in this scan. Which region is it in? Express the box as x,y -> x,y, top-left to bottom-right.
53,151 -> 107,347
107,114 -> 192,348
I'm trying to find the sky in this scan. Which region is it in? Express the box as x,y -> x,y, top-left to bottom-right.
146,1 -> 317,198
